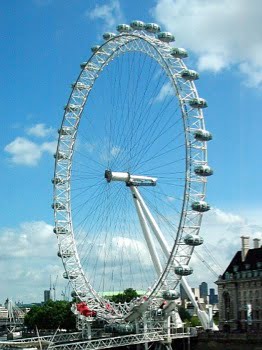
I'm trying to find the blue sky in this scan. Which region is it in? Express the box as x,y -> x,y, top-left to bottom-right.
0,0 -> 262,303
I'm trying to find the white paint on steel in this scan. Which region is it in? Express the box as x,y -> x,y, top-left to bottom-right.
132,189 -> 163,276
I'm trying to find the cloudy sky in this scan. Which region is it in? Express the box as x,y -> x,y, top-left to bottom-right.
1,0 -> 262,304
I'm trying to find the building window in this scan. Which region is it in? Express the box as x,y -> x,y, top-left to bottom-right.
223,292 -> 231,321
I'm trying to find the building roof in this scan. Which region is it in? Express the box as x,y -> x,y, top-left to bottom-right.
222,247 -> 262,278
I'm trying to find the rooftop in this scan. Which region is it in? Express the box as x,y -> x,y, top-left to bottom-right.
222,246 -> 262,279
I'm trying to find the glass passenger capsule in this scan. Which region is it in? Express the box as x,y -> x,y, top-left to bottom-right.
116,324 -> 135,335
104,324 -> 117,333
53,226 -> 69,234
162,290 -> 180,300
188,98 -> 208,109
57,250 -> 73,258
194,165 -> 213,176
54,152 -> 68,160
58,127 -> 75,136
71,82 -> 89,90
175,265 -> 193,276
180,69 -> 199,81
80,61 -> 87,69
191,201 -> 210,212
52,202 -> 66,211
63,271 -> 78,280
91,45 -> 101,53
103,32 -> 116,40
170,47 -> 188,58
157,32 -> 175,43
80,62 -> 99,71
145,23 -> 161,33
71,291 -> 87,298
64,104 -> 81,112
194,129 -> 213,141
184,234 -> 204,246
116,24 -> 132,33
130,20 -> 145,30
52,177 -> 66,185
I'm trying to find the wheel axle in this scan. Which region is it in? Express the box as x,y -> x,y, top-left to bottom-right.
105,170 -> 157,186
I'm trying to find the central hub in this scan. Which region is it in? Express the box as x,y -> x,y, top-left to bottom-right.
104,170 -> 157,187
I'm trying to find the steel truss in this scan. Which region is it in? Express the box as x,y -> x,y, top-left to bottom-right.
49,331 -> 190,350
0,332 -> 83,348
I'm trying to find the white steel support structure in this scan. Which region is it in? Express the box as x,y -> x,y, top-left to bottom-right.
130,179 -> 215,330
132,193 -> 163,277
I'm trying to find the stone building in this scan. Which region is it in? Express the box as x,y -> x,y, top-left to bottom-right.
216,236 -> 262,331
0,305 -> 8,318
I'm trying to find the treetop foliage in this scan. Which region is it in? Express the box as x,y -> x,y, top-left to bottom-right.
109,288 -> 139,303
24,300 -> 76,331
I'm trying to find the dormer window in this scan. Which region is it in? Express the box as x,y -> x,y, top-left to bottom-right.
225,272 -> 230,280
245,263 -> 250,270
257,262 -> 262,269
233,265 -> 239,272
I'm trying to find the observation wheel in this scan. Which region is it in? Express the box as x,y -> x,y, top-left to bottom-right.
53,20 -> 213,322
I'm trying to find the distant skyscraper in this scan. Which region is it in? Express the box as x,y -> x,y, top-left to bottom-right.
199,282 -> 208,298
44,290 -> 51,302
209,288 -> 218,305
180,284 -> 188,300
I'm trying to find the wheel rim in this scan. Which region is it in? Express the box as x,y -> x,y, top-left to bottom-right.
53,29 -> 209,318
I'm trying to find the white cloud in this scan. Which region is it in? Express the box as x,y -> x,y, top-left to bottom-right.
99,144 -> 122,162
84,142 -> 96,154
0,221 -> 65,303
86,0 -> 124,31
4,137 -> 57,166
155,82 -> 174,102
110,146 -> 121,157
197,54 -> 228,73
94,236 -> 153,268
205,208 -> 245,226
186,207 -> 262,290
0,221 -> 55,258
41,140 -> 57,154
4,137 -> 43,166
26,123 -> 54,138
152,0 -> 262,86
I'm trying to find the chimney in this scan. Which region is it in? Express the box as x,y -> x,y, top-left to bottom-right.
253,238 -> 260,249
241,236 -> 250,262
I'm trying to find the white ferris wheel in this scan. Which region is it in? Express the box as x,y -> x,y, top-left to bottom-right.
53,20 -> 213,329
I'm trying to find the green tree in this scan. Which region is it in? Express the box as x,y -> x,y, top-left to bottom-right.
24,300 -> 76,331
190,315 -> 202,327
110,288 -> 139,303
178,306 -> 191,322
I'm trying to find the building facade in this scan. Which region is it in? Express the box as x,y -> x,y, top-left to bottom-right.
44,290 -> 51,302
199,282 -> 208,300
0,306 -> 8,319
216,236 -> 262,331
209,288 -> 218,305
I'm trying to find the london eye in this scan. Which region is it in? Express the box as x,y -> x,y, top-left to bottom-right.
52,20 -> 213,330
